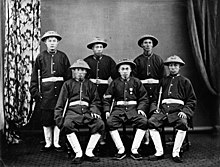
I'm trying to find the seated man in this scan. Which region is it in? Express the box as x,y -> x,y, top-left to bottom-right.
54,59 -> 105,164
103,59 -> 149,160
148,55 -> 197,163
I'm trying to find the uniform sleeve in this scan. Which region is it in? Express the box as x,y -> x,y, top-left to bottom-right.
54,82 -> 69,128
157,57 -> 167,79
103,81 -> 114,113
29,56 -> 41,101
133,57 -> 139,77
110,58 -> 119,80
63,54 -> 72,81
89,82 -> 102,115
181,80 -> 197,118
136,79 -> 149,112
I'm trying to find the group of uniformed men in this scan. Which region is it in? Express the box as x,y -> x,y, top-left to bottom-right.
30,31 -> 197,164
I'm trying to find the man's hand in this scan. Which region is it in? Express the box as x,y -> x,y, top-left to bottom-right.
91,113 -> 101,119
178,112 -> 187,119
106,112 -> 110,119
138,110 -> 146,117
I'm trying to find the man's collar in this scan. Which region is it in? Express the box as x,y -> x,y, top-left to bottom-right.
169,73 -> 180,77
93,55 -> 103,61
47,50 -> 57,54
120,77 -> 130,82
143,51 -> 153,57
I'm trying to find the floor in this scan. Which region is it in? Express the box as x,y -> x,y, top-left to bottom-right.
1,131 -> 220,167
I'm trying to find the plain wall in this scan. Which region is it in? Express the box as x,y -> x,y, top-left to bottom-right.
40,0 -> 219,127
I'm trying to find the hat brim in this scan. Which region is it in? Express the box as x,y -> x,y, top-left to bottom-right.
164,61 -> 185,66
138,36 -> 158,48
41,35 -> 62,42
70,66 -> 91,71
87,42 -> 107,49
116,62 -> 136,70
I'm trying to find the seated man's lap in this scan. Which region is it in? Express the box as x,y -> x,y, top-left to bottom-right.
148,113 -> 188,131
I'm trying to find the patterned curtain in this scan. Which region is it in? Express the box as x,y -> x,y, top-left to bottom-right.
4,0 -> 41,144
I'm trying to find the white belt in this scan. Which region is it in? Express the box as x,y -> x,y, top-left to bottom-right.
90,79 -> 108,84
141,78 -> 159,84
42,77 -> 64,83
69,101 -> 89,106
116,101 -> 137,105
162,99 -> 184,105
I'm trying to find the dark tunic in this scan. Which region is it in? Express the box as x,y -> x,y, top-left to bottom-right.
30,50 -> 71,126
54,78 -> 104,135
30,50 -> 71,109
134,53 -> 166,105
148,74 -> 197,130
84,54 -> 119,99
103,77 -> 149,131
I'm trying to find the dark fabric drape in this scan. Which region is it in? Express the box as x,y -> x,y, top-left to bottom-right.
187,0 -> 220,96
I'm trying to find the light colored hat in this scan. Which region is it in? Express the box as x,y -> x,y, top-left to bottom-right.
87,37 -> 107,49
41,31 -> 62,42
116,58 -> 136,70
138,34 -> 159,48
164,55 -> 185,66
70,59 -> 91,70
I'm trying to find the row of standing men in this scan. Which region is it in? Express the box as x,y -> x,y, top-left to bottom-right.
30,31 -> 197,164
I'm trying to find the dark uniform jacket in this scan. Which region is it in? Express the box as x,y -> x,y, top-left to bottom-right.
103,77 -> 149,119
133,53 -> 166,101
84,55 -> 119,98
133,53 -> 166,80
54,78 -> 101,128
30,50 -> 71,109
150,74 -> 197,123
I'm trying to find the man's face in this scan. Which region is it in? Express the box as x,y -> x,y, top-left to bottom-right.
92,44 -> 104,56
141,39 -> 153,53
168,63 -> 180,75
45,37 -> 59,52
118,64 -> 132,79
73,68 -> 87,81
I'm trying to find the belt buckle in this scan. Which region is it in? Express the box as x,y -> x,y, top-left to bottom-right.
124,101 -> 128,105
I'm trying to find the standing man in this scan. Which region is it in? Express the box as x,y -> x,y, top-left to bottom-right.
84,37 -> 119,145
55,59 -> 104,164
30,31 -> 71,152
133,34 -> 166,144
147,55 -> 197,163
104,59 -> 149,160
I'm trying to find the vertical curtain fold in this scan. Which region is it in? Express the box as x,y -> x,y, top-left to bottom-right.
4,0 -> 41,144
187,0 -> 220,96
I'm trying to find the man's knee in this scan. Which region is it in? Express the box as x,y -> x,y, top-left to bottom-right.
175,118 -> 188,131
148,116 -> 160,129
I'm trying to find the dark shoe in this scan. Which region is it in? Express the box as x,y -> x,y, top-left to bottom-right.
147,154 -> 164,161
130,153 -> 143,160
72,157 -> 83,164
54,146 -> 64,152
172,156 -> 183,163
114,152 -> 126,160
84,155 -> 100,162
40,146 -> 53,152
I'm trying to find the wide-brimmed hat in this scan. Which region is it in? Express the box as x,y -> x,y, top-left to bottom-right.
164,55 -> 185,66
87,37 -> 107,49
138,34 -> 159,48
41,31 -> 62,42
116,58 -> 136,70
70,59 -> 91,70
